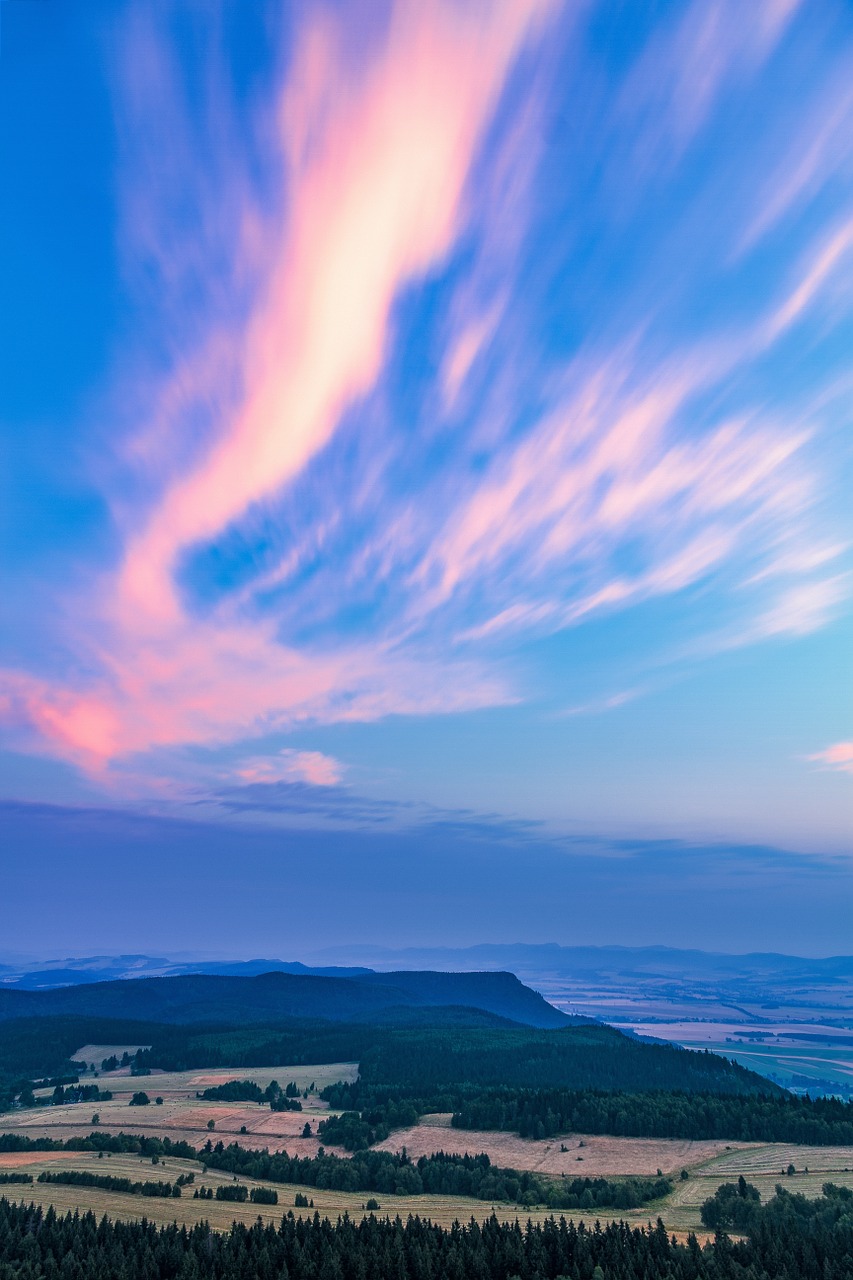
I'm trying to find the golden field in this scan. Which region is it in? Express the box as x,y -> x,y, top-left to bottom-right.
4,1056 -> 853,1241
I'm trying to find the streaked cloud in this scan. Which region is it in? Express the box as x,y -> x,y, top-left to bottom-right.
0,0 -> 850,815
3,797 -> 850,956
807,742 -> 853,776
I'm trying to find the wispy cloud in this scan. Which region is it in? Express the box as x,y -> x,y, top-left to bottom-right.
209,776 -> 547,845
807,742 -> 853,776
615,0 -> 801,171
0,0 -> 850,802
233,749 -> 343,788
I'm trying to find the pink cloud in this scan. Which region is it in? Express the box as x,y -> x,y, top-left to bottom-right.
755,576 -> 850,638
442,298 -> 506,408
415,340 -> 811,623
116,0 -> 555,626
235,749 -> 343,788
1,0 -> 847,803
0,1 -> 549,780
807,742 -> 853,775
762,219 -> 853,344
0,619 -> 511,778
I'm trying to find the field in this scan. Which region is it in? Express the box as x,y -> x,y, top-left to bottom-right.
10,1058 -> 359,1153
373,1113 -> 753,1176
526,966 -> 853,1096
662,1144 -> 853,1234
0,1145 -> 688,1236
6,1131 -> 853,1241
624,1022 -> 853,1094
0,1144 -> 681,1235
5,1055 -> 853,1241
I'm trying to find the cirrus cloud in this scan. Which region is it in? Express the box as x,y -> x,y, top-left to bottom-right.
0,0 -> 850,804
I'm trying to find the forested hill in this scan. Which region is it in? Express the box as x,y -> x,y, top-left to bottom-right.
0,969 -> 571,1029
354,1022 -> 779,1095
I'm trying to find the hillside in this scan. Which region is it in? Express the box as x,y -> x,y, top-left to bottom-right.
0,969 -> 570,1029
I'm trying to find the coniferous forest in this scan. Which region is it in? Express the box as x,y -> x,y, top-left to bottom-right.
3,1007 -> 853,1278
3,1181 -> 853,1280
4,1015 -> 853,1151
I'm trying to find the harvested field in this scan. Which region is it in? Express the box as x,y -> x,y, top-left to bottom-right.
662,1151 -> 853,1235
8,1059 -> 852,1242
696,1142 -> 853,1177
0,1102 -> 331,1154
0,1151 -> 85,1168
7,1124 -> 849,1242
373,1116 -> 756,1176
3,1062 -> 358,1155
0,1148 -> 697,1237
669,1166 -> 853,1211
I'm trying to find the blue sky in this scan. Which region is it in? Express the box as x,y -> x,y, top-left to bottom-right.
1,0 -> 851,956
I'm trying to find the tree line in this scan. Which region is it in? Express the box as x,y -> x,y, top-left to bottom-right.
197,1139 -> 671,1210
1,1081 -> 113,1113
208,1185 -> 279,1205
0,1129 -> 670,1212
449,1086 -> 853,1145
36,1170 -> 184,1199
199,1079 -> 303,1111
125,1020 -> 770,1099
319,1080 -> 853,1148
3,1185 -> 853,1278
0,1130 -> 200,1160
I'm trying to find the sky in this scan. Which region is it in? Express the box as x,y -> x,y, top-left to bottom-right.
1,0 -> 851,958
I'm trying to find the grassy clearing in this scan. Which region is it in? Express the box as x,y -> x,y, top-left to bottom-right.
695,1141 -> 853,1177
73,1045 -> 152,1070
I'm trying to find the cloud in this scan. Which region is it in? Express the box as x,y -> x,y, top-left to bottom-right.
615,0 -> 801,173
807,742 -> 853,776
210,779 -> 410,826
116,0 -> 556,625
0,0 -> 850,801
3,798 -> 850,956
0,0 -> 546,775
556,688 -> 645,718
736,61 -> 853,255
415,351 -> 824,643
763,219 -> 853,343
234,749 -> 343,787
752,575 -> 849,639
209,775 -> 547,844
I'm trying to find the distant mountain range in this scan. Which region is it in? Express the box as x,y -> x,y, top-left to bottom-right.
312,943 -> 853,982
0,955 -> 373,990
4,944 -> 853,989
0,967 -> 571,1029
3,945 -> 853,1031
